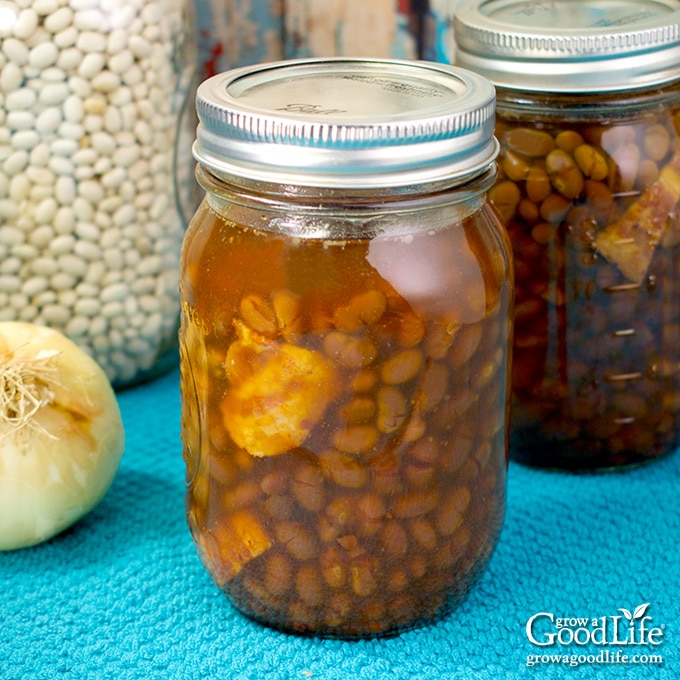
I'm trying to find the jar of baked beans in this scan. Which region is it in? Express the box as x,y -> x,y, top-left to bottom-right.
455,0 -> 680,470
179,58 -> 512,638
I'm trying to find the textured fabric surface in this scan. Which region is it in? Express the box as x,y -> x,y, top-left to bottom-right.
2,368 -> 678,680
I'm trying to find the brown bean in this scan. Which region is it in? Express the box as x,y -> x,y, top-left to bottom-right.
408,518 -> 438,551
350,555 -> 379,596
263,551 -> 294,598
555,129 -> 584,153
325,593 -> 352,627
449,323 -> 482,368
223,481 -> 260,510
272,289 -> 303,341
292,463 -> 325,512
404,462 -> 435,487
417,361 -> 449,411
506,127 -> 555,157
341,396 -> 376,424
387,569 -> 409,592
407,553 -> 427,579
333,289 -> 386,332
275,521 -> 317,561
423,319 -> 458,359
296,562 -> 325,607
376,385 -> 407,433
351,369 -> 378,393
333,425 -> 380,455
518,197 -> 541,224
501,149 -> 530,181
531,222 -> 557,245
319,449 -> 368,488
356,493 -> 386,536
381,348 -> 424,384
525,164 -> 552,203
380,520 -> 409,557
263,493 -> 295,520
323,331 -> 377,368
433,525 -> 471,570
540,193 -> 571,223
489,180 -> 521,223
435,486 -> 471,536
239,293 -> 278,336
260,470 -> 287,496
573,143 -> 609,181
391,490 -> 439,519
320,545 -> 347,589
546,149 -> 584,199
318,496 -> 353,542
393,309 -> 427,347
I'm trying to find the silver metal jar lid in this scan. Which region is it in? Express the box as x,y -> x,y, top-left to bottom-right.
193,58 -> 498,188
454,0 -> 680,92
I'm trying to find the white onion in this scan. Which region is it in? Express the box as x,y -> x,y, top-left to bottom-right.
0,321 -> 125,550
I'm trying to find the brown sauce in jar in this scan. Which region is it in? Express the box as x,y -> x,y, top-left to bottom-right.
490,95 -> 680,468
180,189 -> 511,637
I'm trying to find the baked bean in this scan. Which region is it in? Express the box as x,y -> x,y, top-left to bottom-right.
292,463 -> 325,512
418,362 -> 449,411
319,449 -> 368,488
333,289 -> 387,332
296,563 -> 326,608
435,487 -> 471,536
391,490 -> 440,519
239,293 -> 278,336
506,127 -> 555,156
356,493 -> 387,536
555,129 -> 584,152
376,385 -> 407,433
275,521 -> 317,561
573,144 -> 609,181
380,348 -> 424,385
525,165 -> 551,203
341,396 -> 376,424
380,520 -> 409,557
320,545 -> 347,589
323,331 -> 377,368
488,180 -> 521,223
332,425 -> 380,455
351,369 -> 378,393
408,518 -> 438,552
264,551 -> 294,598
272,289 -> 303,342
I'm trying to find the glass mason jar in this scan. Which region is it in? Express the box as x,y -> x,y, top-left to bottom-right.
179,58 -> 512,638
0,0 -> 195,387
455,0 -> 680,470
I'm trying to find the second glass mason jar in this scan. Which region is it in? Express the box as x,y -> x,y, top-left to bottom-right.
455,0 -> 680,470
179,58 -> 513,638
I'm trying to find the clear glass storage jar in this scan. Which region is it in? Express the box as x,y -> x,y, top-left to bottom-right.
455,0 -> 680,470
0,0 -> 195,387
179,58 -> 512,638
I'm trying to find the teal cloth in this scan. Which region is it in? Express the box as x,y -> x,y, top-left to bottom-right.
2,368 -> 678,679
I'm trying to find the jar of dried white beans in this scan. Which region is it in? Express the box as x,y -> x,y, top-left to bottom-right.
0,0 -> 195,387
